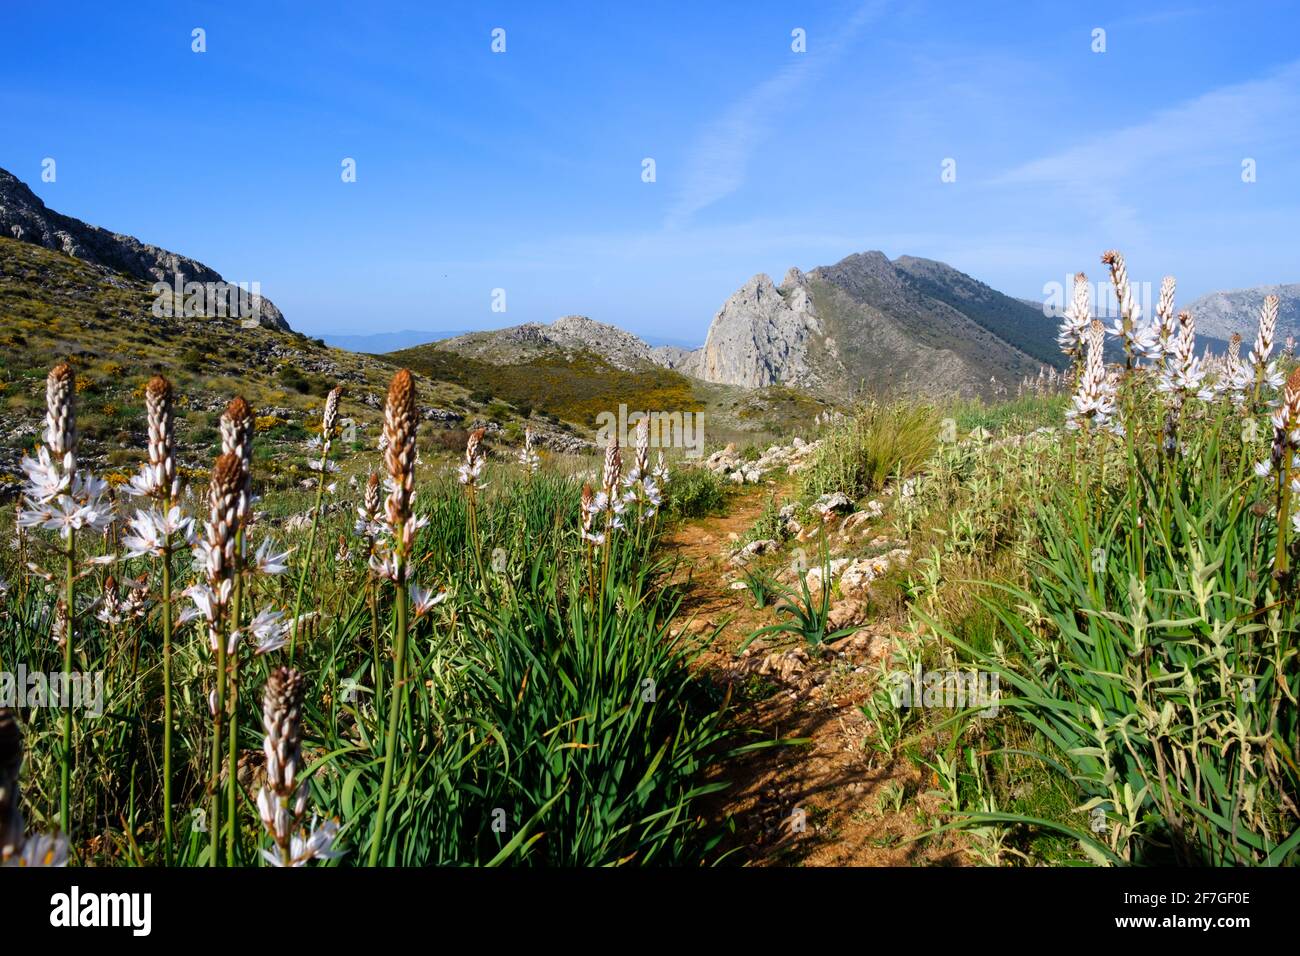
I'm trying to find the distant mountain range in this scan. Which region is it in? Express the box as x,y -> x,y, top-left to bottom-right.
0,167 -> 288,330
428,252 -> 1065,399
423,254 -> 1287,400
1187,284 -> 1300,344
6,164 -> 1290,403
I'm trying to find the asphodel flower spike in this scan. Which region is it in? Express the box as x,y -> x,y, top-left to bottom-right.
220,397 -> 255,525
127,375 -> 178,500
382,369 -> 419,567
44,362 -> 76,465
369,369 -> 420,866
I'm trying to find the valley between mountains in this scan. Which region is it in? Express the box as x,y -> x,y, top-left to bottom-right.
2,163 -> 1296,869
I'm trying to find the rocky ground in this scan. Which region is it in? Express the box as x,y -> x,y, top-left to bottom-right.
698,436 -> 821,485
660,477 -> 967,866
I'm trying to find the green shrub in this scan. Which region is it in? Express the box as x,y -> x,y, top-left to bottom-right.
189,424 -> 219,449
278,366 -> 308,393
430,427 -> 470,452
663,466 -> 729,520
801,401 -> 939,500
741,495 -> 786,545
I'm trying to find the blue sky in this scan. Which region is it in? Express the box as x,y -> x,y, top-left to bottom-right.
2,1 -> 1298,343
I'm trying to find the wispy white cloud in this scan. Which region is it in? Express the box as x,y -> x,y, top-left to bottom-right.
664,1 -> 887,229
997,60 -> 1300,184
991,59 -> 1300,239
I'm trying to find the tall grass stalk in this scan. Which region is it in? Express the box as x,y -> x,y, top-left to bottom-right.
160,551 -> 174,863
41,362 -> 80,840
458,426 -> 487,583
60,532 -> 74,837
801,400 -> 939,500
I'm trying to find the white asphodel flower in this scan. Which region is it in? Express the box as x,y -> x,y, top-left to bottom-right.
124,469 -> 155,498
121,509 -> 167,558
457,456 -> 485,486
369,548 -> 400,581
652,451 -> 670,484
38,497 -> 92,537
252,538 -> 293,576
154,505 -> 195,541
19,446 -> 70,502
1130,319 -> 1163,363
232,607 -> 289,655
355,516 -> 385,538
181,580 -> 232,627
409,585 -> 448,618
261,817 -> 343,867
16,499 -> 56,530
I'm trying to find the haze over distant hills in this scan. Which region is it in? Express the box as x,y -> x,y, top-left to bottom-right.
321,329 -> 472,353
1187,284 -> 1300,343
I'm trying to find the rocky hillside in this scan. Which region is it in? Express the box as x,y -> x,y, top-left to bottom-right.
1187,283 -> 1300,343
686,252 -> 1057,398
0,236 -> 527,490
0,166 -> 288,330
389,333 -> 829,446
436,315 -> 659,370
422,253 -> 1059,400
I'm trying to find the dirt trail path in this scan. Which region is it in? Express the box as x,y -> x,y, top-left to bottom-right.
660,483 -> 965,866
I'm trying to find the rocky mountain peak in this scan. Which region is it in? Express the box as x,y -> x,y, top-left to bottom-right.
809,250 -> 904,299
698,270 -> 824,389
676,249 -> 1059,398
545,314 -> 654,368
0,166 -> 289,331
780,267 -> 816,315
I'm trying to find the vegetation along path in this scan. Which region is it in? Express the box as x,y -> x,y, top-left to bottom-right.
660,481 -> 965,866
